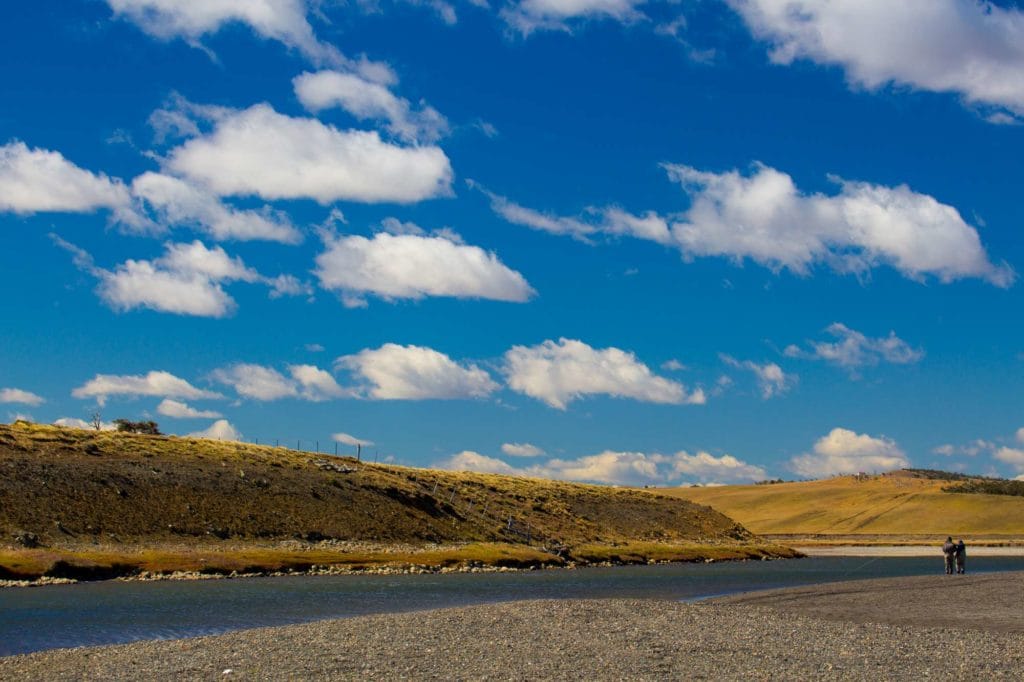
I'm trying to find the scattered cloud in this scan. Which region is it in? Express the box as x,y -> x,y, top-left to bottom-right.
305,343 -> 326,353
187,419 -> 242,441
131,172 -> 302,243
0,141 -> 135,221
332,431 -> 374,447
785,323 -> 924,371
438,448 -> 766,486
106,0 -> 343,66
670,450 -> 767,484
211,363 -> 346,401
314,231 -> 535,307
721,355 -> 794,399
661,359 -> 686,371
164,104 -> 453,204
728,0 -> 1024,120
294,70 -> 449,143
0,388 -> 45,406
501,442 -> 545,457
663,163 -> 1013,286
1017,427 -> 1024,444
500,0 -> 647,36
156,398 -> 223,419
932,439 -> 993,457
337,343 -> 499,400
789,427 -> 909,478
55,237 -> 304,318
72,370 -> 221,406
503,338 -> 703,409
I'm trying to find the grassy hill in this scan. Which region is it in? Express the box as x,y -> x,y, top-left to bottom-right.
660,471 -> 1024,543
0,422 -> 794,581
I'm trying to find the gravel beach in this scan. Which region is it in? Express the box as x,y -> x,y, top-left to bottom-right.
2,572 -> 1022,680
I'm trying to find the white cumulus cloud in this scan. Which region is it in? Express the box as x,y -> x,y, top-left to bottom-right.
106,0 -> 342,66
789,427 -> 909,478
0,141 -> 135,219
664,163 -> 1013,286
501,442 -> 545,457
164,104 -> 453,205
314,231 -> 534,307
72,370 -> 221,406
785,323 -> 924,371
994,447 -> 1024,472
671,450 -> 768,484
294,70 -> 449,144
55,237 -> 304,318
211,363 -> 345,401
503,338 -> 703,409
332,431 -> 374,447
441,451 -> 522,476
728,0 -> 1024,119
187,419 -> 242,441
156,398 -> 223,419
0,388 -> 45,406
131,172 -> 301,243
337,344 -> 499,400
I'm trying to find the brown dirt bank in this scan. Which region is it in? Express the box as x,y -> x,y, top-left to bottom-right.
0,540 -> 800,585
715,570 -> 1024,633
4,593 -> 1024,680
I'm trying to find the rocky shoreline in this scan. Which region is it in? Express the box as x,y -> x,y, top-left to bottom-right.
4,572 -> 1024,680
0,554 -> 755,589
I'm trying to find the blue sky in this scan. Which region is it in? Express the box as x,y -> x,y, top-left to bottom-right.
2,0 -> 1023,485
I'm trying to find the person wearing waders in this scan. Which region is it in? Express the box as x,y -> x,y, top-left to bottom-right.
955,539 -> 966,574
943,537 -> 956,574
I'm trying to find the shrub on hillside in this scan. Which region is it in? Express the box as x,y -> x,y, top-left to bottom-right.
943,479 -> 1024,497
113,419 -> 161,435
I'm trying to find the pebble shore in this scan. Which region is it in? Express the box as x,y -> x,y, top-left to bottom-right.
2,573 -> 1022,680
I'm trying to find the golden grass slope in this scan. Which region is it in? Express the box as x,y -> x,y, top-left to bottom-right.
659,473 -> 1024,539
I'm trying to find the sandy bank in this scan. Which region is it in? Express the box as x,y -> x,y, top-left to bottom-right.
795,545 -> 1024,557
3,573 -> 1023,680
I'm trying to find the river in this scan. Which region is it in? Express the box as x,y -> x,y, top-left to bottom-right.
4,556 -> 1024,656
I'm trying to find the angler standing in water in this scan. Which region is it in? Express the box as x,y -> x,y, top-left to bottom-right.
942,537 -> 956,575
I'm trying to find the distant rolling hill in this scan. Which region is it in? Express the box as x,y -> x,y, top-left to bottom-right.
660,471 -> 1024,541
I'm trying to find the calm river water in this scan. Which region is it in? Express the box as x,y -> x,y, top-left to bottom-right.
4,556 -> 1024,656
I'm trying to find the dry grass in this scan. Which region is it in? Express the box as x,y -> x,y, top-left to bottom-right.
658,473 -> 1024,540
